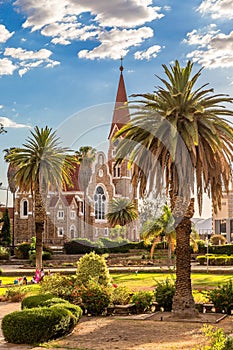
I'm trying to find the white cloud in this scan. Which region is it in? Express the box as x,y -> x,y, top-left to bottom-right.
134,45 -> 161,60
186,30 -> 233,68
0,58 -> 17,75
0,105 -> 3,109
3,47 -> 60,76
14,0 -> 163,59
198,0 -> 233,20
78,27 -> 154,60
0,117 -> 31,128
183,25 -> 219,47
0,24 -> 14,43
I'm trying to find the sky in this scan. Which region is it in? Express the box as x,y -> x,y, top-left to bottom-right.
1,0 -> 233,218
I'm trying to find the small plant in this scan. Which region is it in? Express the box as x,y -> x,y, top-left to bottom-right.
193,324 -> 233,350
110,285 -> 132,305
76,252 -> 112,287
154,278 -> 175,311
208,280 -> 233,314
131,291 -> 154,313
0,246 -> 10,260
3,286 -> 27,302
40,273 -> 75,300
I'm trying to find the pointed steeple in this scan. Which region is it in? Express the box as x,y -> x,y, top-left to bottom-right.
108,60 -> 130,139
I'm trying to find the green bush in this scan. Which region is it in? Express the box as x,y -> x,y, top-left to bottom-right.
110,286 -> 131,305
3,286 -> 27,302
79,280 -> 111,316
14,242 -> 31,259
76,252 -> 111,287
21,293 -> 55,309
0,246 -> 10,260
196,255 -> 206,265
194,324 -> 233,350
40,273 -> 75,300
208,280 -> 233,314
154,278 -> 175,311
209,244 -> 233,255
131,291 -> 154,313
2,306 -> 76,344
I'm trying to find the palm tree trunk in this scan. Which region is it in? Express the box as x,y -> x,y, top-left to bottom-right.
170,195 -> 197,318
34,179 -> 45,270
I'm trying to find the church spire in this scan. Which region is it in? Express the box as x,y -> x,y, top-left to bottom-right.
108,60 -> 130,139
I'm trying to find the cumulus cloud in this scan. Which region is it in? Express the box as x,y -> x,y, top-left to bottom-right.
13,0 -> 164,59
0,117 -> 31,128
0,24 -> 14,43
186,30 -> 233,68
0,105 -> 3,109
198,0 -> 233,20
78,27 -> 154,60
3,47 -> 60,76
134,45 -> 161,60
0,58 -> 17,75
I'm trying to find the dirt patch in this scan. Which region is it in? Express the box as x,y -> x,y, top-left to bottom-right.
46,314 -> 233,350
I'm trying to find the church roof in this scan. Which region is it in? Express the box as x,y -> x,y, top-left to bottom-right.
108,64 -> 130,139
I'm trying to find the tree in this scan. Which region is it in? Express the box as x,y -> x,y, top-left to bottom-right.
0,208 -> 11,246
5,126 -> 75,269
115,60 -> 233,318
107,197 -> 138,228
139,189 -> 166,226
142,205 -> 175,265
75,146 -> 96,234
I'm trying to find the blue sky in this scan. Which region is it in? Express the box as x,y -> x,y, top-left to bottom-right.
1,0 -> 233,217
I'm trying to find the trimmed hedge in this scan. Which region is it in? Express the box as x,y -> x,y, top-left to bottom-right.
64,238 -> 149,255
2,306 -> 75,344
21,293 -> 55,309
196,255 -> 233,266
209,244 -> 233,255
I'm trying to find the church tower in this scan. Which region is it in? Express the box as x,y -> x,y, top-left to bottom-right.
108,62 -> 136,200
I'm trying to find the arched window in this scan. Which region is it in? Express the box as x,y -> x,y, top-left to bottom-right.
70,225 -> 76,239
94,186 -> 106,220
20,199 -> 28,218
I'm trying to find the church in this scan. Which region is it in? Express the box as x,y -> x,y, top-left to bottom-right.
13,64 -> 140,246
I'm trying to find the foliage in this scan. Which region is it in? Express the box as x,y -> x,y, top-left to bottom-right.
76,252 -> 112,287
3,286 -> 27,302
110,285 -> 132,305
131,291 -> 154,313
14,242 -> 31,259
209,245 -> 233,255
196,255 -> 233,266
40,273 -> 75,300
210,235 -> 227,246
0,208 -> 11,246
0,123 -> 6,134
154,278 -> 175,311
0,246 -> 10,260
208,280 -> 233,314
72,280 -> 111,315
21,293 -> 56,309
1,306 -> 76,344
194,324 -> 233,350
138,190 -> 165,226
107,197 -> 138,227
109,225 -> 127,239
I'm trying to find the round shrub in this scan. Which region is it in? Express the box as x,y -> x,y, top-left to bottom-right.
111,286 -> 131,305
21,293 -> 55,309
131,291 -> 154,313
76,252 -> 111,287
154,278 -> 175,311
2,306 -> 75,344
40,273 -> 75,300
42,297 -> 69,307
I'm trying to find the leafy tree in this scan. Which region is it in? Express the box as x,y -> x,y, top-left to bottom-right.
142,205 -> 175,264
0,208 -> 11,246
5,126 -> 75,269
107,197 -> 138,227
115,60 -> 233,318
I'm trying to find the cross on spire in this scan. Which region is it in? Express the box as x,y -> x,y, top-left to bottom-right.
120,56 -> 124,72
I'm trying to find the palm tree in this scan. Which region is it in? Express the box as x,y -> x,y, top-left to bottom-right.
5,126 -> 75,269
115,60 -> 233,318
75,146 -> 96,234
142,205 -> 175,264
107,197 -> 138,232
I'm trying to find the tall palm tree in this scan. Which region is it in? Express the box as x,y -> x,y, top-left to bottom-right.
75,146 -> 96,234
142,205 -> 175,264
107,197 -> 138,231
115,60 -> 233,318
5,126 -> 75,269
